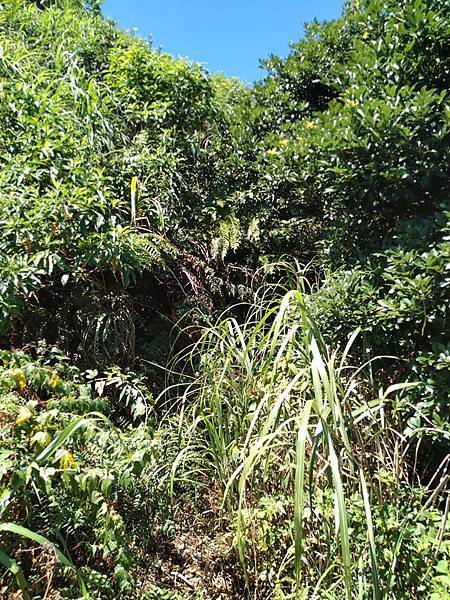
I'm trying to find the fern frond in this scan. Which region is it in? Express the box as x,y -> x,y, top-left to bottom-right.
247,217 -> 260,243
212,213 -> 242,260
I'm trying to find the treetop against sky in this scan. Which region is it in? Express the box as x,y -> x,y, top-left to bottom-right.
102,0 -> 343,81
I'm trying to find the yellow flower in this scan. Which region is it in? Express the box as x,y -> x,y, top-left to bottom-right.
49,372 -> 61,389
345,98 -> 358,109
59,450 -> 75,469
13,368 -> 26,390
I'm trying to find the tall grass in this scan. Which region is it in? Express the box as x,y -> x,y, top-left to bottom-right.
165,274 -> 447,598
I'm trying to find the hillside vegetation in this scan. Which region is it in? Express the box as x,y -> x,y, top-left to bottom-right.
0,0 -> 449,598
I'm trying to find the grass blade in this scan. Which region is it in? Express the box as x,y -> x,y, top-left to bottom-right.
294,400 -> 313,589
360,468 -> 381,600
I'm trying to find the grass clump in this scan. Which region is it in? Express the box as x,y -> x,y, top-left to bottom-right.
167,276 -> 450,598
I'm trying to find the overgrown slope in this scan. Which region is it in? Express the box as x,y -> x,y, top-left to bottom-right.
0,0 -> 448,598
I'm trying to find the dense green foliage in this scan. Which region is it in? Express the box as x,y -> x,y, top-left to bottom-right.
0,0 -> 448,598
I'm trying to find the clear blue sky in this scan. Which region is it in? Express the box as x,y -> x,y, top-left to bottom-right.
101,0 -> 343,83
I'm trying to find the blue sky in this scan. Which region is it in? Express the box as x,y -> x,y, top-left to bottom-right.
102,0 -> 343,83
